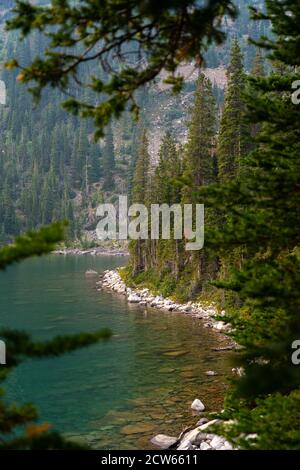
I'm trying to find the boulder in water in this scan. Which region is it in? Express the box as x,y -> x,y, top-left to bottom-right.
191,398 -> 205,412
150,434 -> 178,449
85,270 -> 98,277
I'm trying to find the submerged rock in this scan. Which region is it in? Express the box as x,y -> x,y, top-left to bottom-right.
120,423 -> 155,435
205,370 -> 218,376
163,350 -> 189,358
150,434 -> 178,449
85,269 -> 98,276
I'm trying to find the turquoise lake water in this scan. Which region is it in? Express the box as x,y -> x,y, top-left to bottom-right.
0,255 -> 231,449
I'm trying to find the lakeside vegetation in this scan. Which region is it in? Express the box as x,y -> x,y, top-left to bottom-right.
0,0 -> 300,451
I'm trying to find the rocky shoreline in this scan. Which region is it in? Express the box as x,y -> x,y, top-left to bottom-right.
97,269 -> 238,451
151,417 -> 234,450
98,269 -> 232,334
53,247 -> 129,257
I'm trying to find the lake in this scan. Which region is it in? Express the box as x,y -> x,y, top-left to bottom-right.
0,255 -> 231,449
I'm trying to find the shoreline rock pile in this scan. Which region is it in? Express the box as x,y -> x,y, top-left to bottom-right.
53,247 -> 129,257
151,418 -> 234,451
98,270 -> 231,333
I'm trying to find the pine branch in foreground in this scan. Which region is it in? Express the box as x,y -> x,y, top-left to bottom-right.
0,223 -> 112,449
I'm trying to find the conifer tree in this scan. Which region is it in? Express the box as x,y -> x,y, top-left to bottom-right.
182,74 -> 217,297
218,40 -> 250,182
88,145 -> 102,184
216,41 -> 252,305
102,123 -> 116,192
184,74 -> 216,194
6,0 -> 237,138
202,0 -> 300,449
127,123 -> 142,205
252,49 -> 265,77
154,132 -> 182,205
41,167 -> 59,225
250,49 -> 265,139
148,132 -> 183,282
130,129 -> 150,274
2,182 -> 18,236
132,129 -> 150,205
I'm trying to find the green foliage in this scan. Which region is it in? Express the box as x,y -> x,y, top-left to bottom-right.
218,391 -> 300,450
0,29 -> 102,241
0,222 -> 67,269
0,224 -> 112,449
201,0 -> 300,449
125,0 -> 300,450
183,74 -> 216,191
218,40 -> 251,182
154,132 -> 182,204
102,123 -> 115,191
2,0 -> 300,451
120,265 -> 158,291
159,274 -> 177,298
128,73 -> 218,299
6,0 -> 237,138
1,328 -> 112,373
132,129 -> 150,205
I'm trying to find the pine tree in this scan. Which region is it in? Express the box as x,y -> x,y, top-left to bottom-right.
250,49 -> 266,139
132,129 -> 150,205
218,40 -> 250,182
88,144 -> 102,184
71,124 -> 86,189
146,132 -> 183,282
154,131 -> 182,205
252,49 -> 265,77
182,74 -> 217,297
41,167 -> 59,225
5,0 -> 237,138
184,74 -> 216,194
130,129 -> 151,274
102,123 -> 115,192
216,41 -> 252,306
2,182 -> 18,236
127,123 -> 142,205
203,0 -> 300,449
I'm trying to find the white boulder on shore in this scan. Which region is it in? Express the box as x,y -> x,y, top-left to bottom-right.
152,418 -> 234,451
128,293 -> 141,303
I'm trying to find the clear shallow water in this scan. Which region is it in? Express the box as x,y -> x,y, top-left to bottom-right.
0,255 -> 231,449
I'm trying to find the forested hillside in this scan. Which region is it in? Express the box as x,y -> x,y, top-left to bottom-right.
0,0 -> 268,245
126,40 -> 260,303
1,0 -> 300,453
